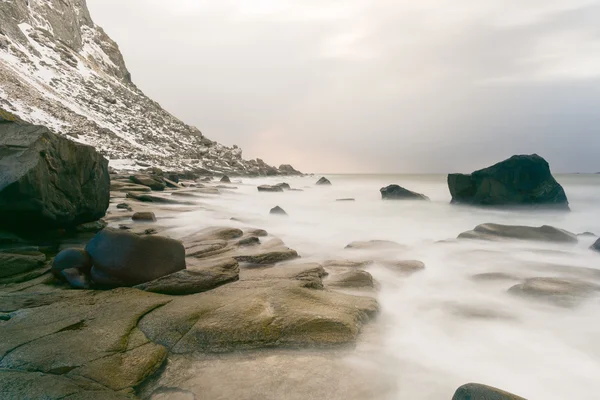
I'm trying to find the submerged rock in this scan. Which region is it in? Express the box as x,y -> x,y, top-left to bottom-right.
220,175 -> 231,183
132,212 -> 157,222
509,277 -> 600,306
345,240 -> 404,250
591,238 -> 600,253
258,185 -> 284,192
458,223 -> 577,244
270,206 -> 288,216
85,228 -> 186,287
380,260 -> 425,275
316,177 -> 332,185
328,270 -> 375,288
0,121 -> 110,230
130,174 -> 166,191
448,154 -> 569,210
380,184 -> 429,200
452,383 -> 526,400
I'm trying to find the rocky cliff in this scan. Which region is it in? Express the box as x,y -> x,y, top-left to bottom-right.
0,0 -> 297,175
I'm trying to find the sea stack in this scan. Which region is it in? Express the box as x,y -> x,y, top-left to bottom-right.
448,154 -> 569,210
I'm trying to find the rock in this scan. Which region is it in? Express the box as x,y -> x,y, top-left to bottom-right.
132,212 -> 157,222
578,231 -> 597,237
85,228 -> 186,287
471,272 -> 521,282
110,180 -> 152,193
138,279 -> 378,353
258,185 -> 284,192
270,206 -> 288,215
448,154 -> 569,210
246,228 -> 268,237
275,182 -> 291,190
336,198 -> 355,202
126,192 -> 192,204
129,175 -> 165,191
240,263 -> 327,289
323,260 -> 371,268
234,248 -> 298,264
591,238 -> 600,253
345,240 -> 404,250
74,219 -> 107,233
380,184 -> 429,200
328,270 -> 374,288
380,260 -> 425,275
278,164 -> 302,175
316,177 -> 331,185
0,121 -> 110,230
220,175 -> 231,183
58,267 -> 91,289
116,203 -> 131,210
458,223 -> 577,244
452,383 -> 526,400
183,227 -> 244,242
51,248 -> 92,278
509,277 -> 600,306
237,236 -> 260,247
0,252 -> 46,279
134,260 -> 239,295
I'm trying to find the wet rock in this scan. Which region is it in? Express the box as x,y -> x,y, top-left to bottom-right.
132,212 -> 157,222
116,203 -> 131,210
220,175 -> 231,183
134,261 -> 239,295
163,177 -> 181,188
452,383 -> 526,400
336,198 -> 355,202
74,219 -> 107,233
448,154 -> 569,210
0,121 -> 110,230
471,272 -> 521,282
126,192 -> 192,204
591,238 -> 600,253
246,228 -> 268,237
328,270 -> 374,288
110,180 -> 151,193
130,174 -> 165,191
316,177 -> 332,185
278,164 -> 302,175
323,260 -> 371,268
380,184 -> 429,200
51,248 -> 92,278
85,228 -> 186,287
58,268 -> 91,289
138,279 -> 378,353
234,248 -> 298,265
345,240 -> 404,250
578,231 -> 597,237
458,223 -> 577,244
240,263 -> 326,289
0,252 -> 46,279
508,277 -> 600,306
275,182 -> 291,190
237,236 -> 260,247
270,206 -> 288,215
183,227 -> 244,242
258,185 -> 284,192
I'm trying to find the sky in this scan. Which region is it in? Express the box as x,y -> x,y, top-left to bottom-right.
87,0 -> 600,173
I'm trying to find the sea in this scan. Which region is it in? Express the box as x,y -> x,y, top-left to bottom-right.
165,173 -> 600,399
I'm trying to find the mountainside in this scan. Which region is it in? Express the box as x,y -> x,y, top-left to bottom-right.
0,0 -> 298,175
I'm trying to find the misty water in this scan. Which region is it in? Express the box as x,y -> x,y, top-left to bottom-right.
166,174 -> 600,399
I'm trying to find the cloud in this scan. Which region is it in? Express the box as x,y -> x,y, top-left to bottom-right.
87,0 -> 600,172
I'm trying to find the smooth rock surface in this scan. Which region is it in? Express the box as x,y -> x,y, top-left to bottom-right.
316,177 -> 332,185
0,252 -> 46,279
132,212 -> 157,222
591,238 -> 600,253
452,383 -> 527,400
458,223 -> 577,243
258,185 -> 284,192
130,175 -> 165,191
270,206 -> 288,215
508,277 -> 600,306
380,184 -> 429,200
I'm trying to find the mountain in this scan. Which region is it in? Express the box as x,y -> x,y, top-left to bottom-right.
0,0 -> 300,175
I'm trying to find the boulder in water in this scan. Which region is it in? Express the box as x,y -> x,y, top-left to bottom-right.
448,154 -> 569,210
452,383 -> 526,400
508,277 -> 600,307
458,223 -> 577,244
270,206 -> 288,216
380,184 -> 429,200
591,238 -> 600,253
0,121 -> 110,230
258,185 -> 284,192
274,182 -> 291,190
316,177 -> 332,185
278,164 -> 302,175
85,228 -> 186,287
129,175 -> 165,191
220,175 -> 231,183
132,212 -> 156,222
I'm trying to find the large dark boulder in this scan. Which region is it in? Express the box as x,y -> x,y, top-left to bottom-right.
0,121 -> 110,230
448,154 -> 569,210
452,383 -> 526,400
380,184 -> 429,200
316,177 -> 331,185
85,228 -> 186,287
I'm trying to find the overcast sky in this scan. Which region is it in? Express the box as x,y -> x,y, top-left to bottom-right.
87,0 -> 600,173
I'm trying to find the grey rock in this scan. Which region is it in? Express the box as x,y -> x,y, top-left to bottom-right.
380,184 -> 429,200
274,182 -> 291,190
129,175 -> 165,191
336,198 -> 355,202
126,192 -> 192,204
270,206 -> 288,215
509,277 -> 600,307
0,252 -> 46,279
448,154 -> 569,210
345,240 -> 404,250
0,121 -> 110,230
316,177 -> 332,185
328,270 -> 374,288
74,219 -> 107,233
380,260 -> 425,275
116,203 -> 131,210
452,383 -> 526,400
85,228 -> 186,287
278,164 -> 302,175
51,248 -> 92,278
591,238 -> 600,253
458,223 -> 577,244
258,185 -> 284,192
220,175 -> 231,183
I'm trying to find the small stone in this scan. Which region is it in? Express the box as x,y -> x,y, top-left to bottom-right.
132,212 -> 157,222
270,206 -> 287,216
116,203 -> 130,210
220,175 -> 231,183
316,177 -> 331,185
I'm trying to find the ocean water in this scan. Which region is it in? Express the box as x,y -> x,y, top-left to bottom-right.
169,174 -> 600,399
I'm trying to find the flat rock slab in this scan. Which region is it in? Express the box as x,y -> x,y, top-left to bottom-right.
345,240 -> 404,250
509,277 -> 600,307
327,270 -> 374,288
379,260 -> 425,275
458,223 -> 577,244
138,279 -> 378,353
0,252 -> 46,279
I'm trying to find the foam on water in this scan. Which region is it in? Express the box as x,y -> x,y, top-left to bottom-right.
171,173 -> 600,399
